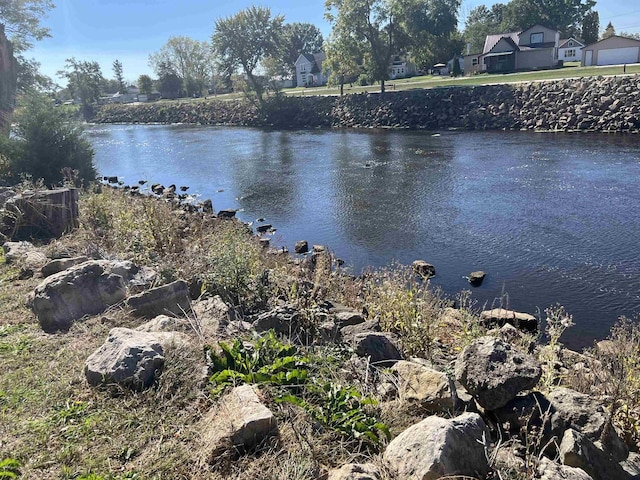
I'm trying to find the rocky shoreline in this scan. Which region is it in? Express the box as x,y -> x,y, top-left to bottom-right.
94,75 -> 640,133
1,185 -> 639,479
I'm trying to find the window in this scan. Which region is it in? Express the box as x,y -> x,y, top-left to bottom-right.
530,32 -> 544,44
472,58 -> 479,65
568,41 -> 574,47
564,49 -> 576,58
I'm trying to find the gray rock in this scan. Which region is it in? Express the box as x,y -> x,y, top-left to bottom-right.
468,270 -> 486,286
392,360 -> 457,412
192,295 -> 235,336
455,336 -> 541,410
200,384 -> 277,462
352,332 -> 402,366
334,310 -> 365,327
126,280 -> 191,318
3,241 -> 39,264
85,327 -> 186,389
621,452 -> 640,478
31,260 -> 134,332
480,308 -> 538,333
560,428 -> 630,480
537,457 -> 593,480
412,260 -> 435,278
252,304 -> 301,335
40,256 -> 89,277
340,319 -> 381,340
383,412 -> 489,480
136,315 -> 188,332
327,463 -> 381,480
548,387 -> 628,462
294,240 -> 309,254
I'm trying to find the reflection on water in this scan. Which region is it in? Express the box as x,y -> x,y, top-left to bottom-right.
86,124 -> 640,349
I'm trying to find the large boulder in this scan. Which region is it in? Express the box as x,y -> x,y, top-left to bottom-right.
200,384 -> 277,462
126,280 -> 191,318
411,260 -> 435,278
327,463 -> 381,480
480,308 -> 538,333
547,387 -> 628,462
383,412 -> 489,480
84,327 -> 186,389
559,428 -> 630,480
352,332 -> 402,366
391,360 -> 457,412
31,260 -> 139,332
455,336 -> 541,410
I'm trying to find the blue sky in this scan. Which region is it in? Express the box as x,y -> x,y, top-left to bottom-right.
28,0 -> 640,86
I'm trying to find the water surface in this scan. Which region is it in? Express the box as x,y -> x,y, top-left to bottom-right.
86,124 -> 640,349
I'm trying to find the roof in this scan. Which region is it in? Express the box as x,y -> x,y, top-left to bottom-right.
483,32 -> 520,54
582,35 -> 640,50
558,37 -> 585,48
295,52 -> 326,73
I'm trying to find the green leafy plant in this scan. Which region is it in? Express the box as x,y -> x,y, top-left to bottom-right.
0,458 -> 20,478
278,382 -> 390,446
206,330 -> 309,396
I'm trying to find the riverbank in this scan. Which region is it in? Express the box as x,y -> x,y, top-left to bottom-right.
94,75 -> 640,133
0,185 -> 639,479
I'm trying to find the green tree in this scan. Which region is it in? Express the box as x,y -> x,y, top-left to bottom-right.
501,0 -> 595,37
324,34 -> 362,95
0,0 -> 53,53
149,36 -> 212,97
602,21 -> 615,39
137,74 -> 153,96
280,22 -> 324,81
2,92 -> 96,185
57,58 -> 103,120
463,4 -> 505,54
326,0 -> 407,94
112,59 -> 125,92
212,6 -> 284,105
581,9 -> 599,44
402,0 -> 463,69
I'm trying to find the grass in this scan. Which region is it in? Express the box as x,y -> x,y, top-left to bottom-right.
158,63 -> 640,105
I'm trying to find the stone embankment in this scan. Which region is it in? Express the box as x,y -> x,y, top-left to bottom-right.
94,75 -> 640,133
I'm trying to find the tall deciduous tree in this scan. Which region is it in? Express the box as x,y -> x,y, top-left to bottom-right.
0,0 -> 53,53
581,9 -> 599,44
112,59 -> 126,93
501,0 -> 595,37
324,34 -> 362,95
137,74 -> 153,96
326,0 -> 407,93
212,6 -> 284,105
57,58 -> 103,119
280,22 -> 324,80
463,4 -> 505,53
149,36 -> 213,97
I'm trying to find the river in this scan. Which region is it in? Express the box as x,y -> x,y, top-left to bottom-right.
86,124 -> 640,349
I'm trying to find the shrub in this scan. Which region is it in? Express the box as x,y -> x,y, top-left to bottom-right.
5,92 -> 97,186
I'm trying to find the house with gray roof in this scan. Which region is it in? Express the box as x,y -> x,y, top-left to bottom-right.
476,24 -> 560,74
295,52 -> 328,87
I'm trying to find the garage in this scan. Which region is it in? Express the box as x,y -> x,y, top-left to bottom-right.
582,35 -> 640,66
598,46 -> 640,65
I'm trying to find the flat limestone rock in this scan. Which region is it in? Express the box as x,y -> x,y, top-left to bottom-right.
200,384 -> 277,463
392,360 -> 457,411
126,279 -> 191,318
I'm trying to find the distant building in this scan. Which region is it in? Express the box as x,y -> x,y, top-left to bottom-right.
295,52 -> 328,87
468,24 -> 560,74
558,37 -> 585,63
390,55 -> 416,79
582,35 -> 640,66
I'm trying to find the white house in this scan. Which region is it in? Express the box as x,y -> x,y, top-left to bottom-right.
582,35 -> 640,66
295,52 -> 328,87
558,37 -> 585,63
390,55 -> 416,79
